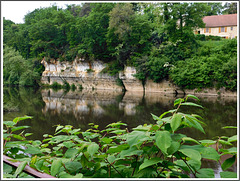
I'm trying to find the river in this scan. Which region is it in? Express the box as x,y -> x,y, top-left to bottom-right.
3,86 -> 237,177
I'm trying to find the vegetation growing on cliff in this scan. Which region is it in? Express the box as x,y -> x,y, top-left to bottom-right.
3,2 -> 237,91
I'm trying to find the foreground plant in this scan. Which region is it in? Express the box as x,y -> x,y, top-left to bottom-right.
3,95 -> 237,178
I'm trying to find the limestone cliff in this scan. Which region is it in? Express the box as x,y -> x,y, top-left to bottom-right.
41,58 -> 236,96
41,58 -> 123,91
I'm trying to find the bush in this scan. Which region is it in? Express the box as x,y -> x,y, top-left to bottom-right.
170,39 -> 237,91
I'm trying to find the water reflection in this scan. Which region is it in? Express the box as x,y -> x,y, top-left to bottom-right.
3,87 -> 237,141
3,87 -> 237,175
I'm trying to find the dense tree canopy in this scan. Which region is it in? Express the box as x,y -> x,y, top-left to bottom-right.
3,2 -> 237,91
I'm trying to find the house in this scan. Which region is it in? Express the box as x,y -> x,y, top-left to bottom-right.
195,14 -> 237,39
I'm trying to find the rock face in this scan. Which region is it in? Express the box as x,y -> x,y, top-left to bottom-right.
145,79 -> 177,94
41,58 -> 236,96
119,67 -> 143,92
41,58 -> 123,91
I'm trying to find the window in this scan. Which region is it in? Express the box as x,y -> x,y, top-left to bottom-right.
231,27 -> 233,30
221,27 -> 225,32
206,28 -> 209,32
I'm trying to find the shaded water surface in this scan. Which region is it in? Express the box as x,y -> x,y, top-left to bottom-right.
3,87 -> 237,176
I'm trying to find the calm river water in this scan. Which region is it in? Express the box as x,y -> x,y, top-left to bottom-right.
3,86 -> 237,177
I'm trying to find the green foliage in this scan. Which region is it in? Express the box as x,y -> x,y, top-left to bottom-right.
170,39 -> 237,91
3,46 -> 41,86
195,34 -> 222,41
3,95 -> 237,178
3,3 -> 237,91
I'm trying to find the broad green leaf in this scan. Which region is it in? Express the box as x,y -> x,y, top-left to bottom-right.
119,147 -> 143,158
59,171 -> 83,178
167,141 -> 180,155
12,134 -> 25,140
13,116 -> 32,124
199,140 -> 216,146
188,159 -> 201,171
25,146 -> 42,155
181,102 -> 203,108
179,148 -> 201,161
110,130 -> 126,134
62,141 -> 75,148
13,161 -> 27,177
196,168 -> 214,178
174,98 -> 184,106
3,121 -> 16,127
107,155 -> 115,164
174,160 -> 190,172
222,126 -> 237,129
101,137 -> 112,144
185,116 -> 205,134
182,137 -> 200,144
51,159 -> 62,176
87,143 -> 99,157
55,125 -> 64,134
160,109 -> 176,119
107,144 -> 129,154
170,114 -> 182,132
25,133 -> 33,137
3,163 -> 13,173
65,148 -> 78,158
126,131 -> 147,147
228,135 -> 237,142
155,131 -> 172,155
219,139 -> 232,146
186,94 -> 200,101
64,161 -> 82,175
151,113 -> 161,121
41,148 -> 51,153
221,155 -> 236,171
106,122 -> 127,128
12,126 -> 30,132
133,125 -> 152,131
200,147 -> 220,161
139,158 -> 162,171
171,133 -> 186,142
220,171 -> 237,178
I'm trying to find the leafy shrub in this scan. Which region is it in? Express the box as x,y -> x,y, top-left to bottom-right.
3,95 -> 237,178
170,39 -> 237,91
101,60 -> 123,76
3,46 -> 41,87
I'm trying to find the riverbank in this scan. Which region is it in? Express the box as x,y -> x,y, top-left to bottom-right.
41,59 -> 237,97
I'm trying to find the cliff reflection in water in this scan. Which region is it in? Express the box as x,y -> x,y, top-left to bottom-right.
41,89 -> 176,121
3,87 -> 237,142
41,89 -> 237,140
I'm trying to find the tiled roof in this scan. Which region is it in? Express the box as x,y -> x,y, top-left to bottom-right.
203,14 -> 237,27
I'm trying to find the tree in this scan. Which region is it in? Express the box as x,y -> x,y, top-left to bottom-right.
3,46 -> 40,86
108,3 -> 152,66
205,3 -> 223,16
223,2 -> 237,14
24,6 -> 74,60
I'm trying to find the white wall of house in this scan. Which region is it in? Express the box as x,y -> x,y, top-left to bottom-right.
197,26 -> 237,39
